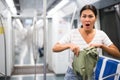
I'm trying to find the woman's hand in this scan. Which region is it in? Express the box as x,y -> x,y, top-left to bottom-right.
90,43 -> 120,58
52,42 -> 80,56
69,43 -> 80,56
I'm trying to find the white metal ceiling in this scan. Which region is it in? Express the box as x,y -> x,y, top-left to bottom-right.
13,0 -> 61,15
76,0 -> 100,9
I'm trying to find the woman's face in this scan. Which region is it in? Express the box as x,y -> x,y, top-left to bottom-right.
80,9 -> 96,31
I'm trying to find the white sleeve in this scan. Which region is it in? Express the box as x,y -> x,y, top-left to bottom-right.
102,31 -> 113,46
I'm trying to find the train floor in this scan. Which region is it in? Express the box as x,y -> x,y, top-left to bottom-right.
0,74 -> 64,80
11,74 -> 64,80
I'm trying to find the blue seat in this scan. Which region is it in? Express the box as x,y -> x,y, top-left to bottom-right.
95,56 -> 120,80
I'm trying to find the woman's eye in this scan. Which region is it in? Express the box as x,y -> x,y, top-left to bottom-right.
82,15 -> 94,18
82,16 -> 86,18
88,15 -> 94,18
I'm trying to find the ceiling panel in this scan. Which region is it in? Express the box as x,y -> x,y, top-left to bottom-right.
76,0 -> 100,9
13,0 -> 62,15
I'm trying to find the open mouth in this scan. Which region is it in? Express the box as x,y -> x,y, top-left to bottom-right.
86,24 -> 90,26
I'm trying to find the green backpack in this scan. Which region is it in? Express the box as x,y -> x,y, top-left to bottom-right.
72,47 -> 98,80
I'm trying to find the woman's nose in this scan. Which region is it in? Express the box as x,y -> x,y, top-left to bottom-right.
85,17 -> 90,21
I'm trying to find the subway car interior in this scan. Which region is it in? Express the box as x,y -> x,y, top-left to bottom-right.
0,0 -> 120,80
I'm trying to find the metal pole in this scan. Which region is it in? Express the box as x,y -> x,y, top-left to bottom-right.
4,30 -> 7,80
33,11 -> 37,80
43,0 -> 47,80
11,15 -> 44,19
34,0 -> 38,80
70,6 -> 77,29
68,6 -> 77,62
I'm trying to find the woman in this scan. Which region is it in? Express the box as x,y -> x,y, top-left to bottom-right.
52,4 -> 120,80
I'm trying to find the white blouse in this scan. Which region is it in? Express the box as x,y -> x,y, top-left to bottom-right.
58,29 -> 113,68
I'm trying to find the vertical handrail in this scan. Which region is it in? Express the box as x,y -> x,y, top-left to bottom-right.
43,0 -> 47,80
70,6 -> 77,29
69,6 -> 77,62
33,11 -> 37,80
33,0 -> 38,80
32,0 -> 37,78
